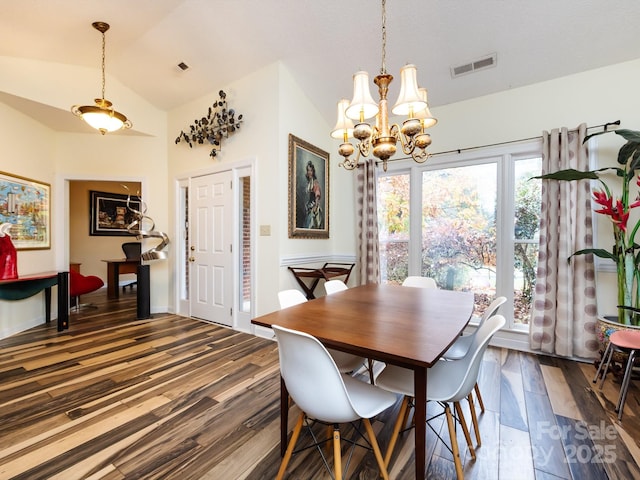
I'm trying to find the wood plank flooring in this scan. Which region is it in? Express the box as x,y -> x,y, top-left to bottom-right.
1,289 -> 639,479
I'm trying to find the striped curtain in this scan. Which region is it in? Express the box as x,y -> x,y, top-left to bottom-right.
355,158 -> 380,284
530,123 -> 599,358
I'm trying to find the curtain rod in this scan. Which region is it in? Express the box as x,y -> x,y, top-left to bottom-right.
381,120 -> 621,164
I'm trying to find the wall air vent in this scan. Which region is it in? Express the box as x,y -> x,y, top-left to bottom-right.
450,53 -> 497,78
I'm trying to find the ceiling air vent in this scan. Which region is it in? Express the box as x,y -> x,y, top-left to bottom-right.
451,53 -> 497,78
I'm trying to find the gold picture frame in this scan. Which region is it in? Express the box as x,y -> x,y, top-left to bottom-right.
288,134 -> 330,239
0,171 -> 50,250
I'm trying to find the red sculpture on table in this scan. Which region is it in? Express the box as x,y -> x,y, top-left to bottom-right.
0,223 -> 18,280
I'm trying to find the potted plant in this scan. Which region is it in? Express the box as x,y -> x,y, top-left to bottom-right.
537,129 -> 640,338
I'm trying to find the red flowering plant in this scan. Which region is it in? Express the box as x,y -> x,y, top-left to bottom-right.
538,129 -> 640,325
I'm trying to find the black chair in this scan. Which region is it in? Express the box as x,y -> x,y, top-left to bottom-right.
120,242 -> 141,292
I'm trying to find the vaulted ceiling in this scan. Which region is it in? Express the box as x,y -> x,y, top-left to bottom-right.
2,0 -> 639,130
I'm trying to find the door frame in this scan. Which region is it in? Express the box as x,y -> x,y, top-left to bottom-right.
174,158 -> 256,332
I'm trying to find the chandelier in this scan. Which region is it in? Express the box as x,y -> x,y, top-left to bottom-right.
331,0 -> 436,171
71,22 -> 132,135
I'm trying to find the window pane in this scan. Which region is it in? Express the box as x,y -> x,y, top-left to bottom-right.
378,173 -> 410,284
422,164 -> 497,315
513,157 -> 542,325
239,176 -> 251,312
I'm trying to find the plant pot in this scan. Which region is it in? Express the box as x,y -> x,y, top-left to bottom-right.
596,315 -> 640,371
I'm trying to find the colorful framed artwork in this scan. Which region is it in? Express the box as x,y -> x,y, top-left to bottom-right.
0,171 -> 51,250
89,190 -> 141,236
288,134 -> 330,239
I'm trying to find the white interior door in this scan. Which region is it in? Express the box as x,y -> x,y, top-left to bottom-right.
189,171 -> 233,326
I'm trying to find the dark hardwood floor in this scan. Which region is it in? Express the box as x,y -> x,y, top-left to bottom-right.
1,289 -> 639,479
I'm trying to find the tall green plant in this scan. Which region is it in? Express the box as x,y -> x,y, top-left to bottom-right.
536,129 -> 640,325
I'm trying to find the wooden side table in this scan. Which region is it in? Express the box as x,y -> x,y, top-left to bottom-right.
287,262 -> 355,299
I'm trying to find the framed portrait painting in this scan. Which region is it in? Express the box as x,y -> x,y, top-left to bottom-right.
288,134 -> 329,239
0,171 -> 51,250
89,190 -> 141,236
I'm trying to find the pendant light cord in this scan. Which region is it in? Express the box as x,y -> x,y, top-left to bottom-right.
380,0 -> 387,75
100,30 -> 106,101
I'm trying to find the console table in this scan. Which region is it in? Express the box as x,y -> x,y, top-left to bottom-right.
287,262 -> 355,299
0,271 -> 70,331
102,258 -> 140,299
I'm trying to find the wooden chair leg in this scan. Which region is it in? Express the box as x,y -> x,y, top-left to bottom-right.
445,405 -> 464,480
276,411 -> 305,480
474,383 -> 485,413
454,401 -> 476,460
325,425 -> 333,457
363,418 -> 389,480
333,426 -> 342,480
468,393 -> 481,447
384,395 -> 409,468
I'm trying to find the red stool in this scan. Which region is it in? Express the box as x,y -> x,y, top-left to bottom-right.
595,329 -> 640,420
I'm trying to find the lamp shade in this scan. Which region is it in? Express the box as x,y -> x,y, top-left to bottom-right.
414,88 -> 437,129
72,99 -> 132,135
331,98 -> 355,139
345,71 -> 379,121
392,64 -> 427,116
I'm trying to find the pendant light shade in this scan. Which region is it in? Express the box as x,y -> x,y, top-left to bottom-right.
346,71 -> 379,121
330,99 -> 355,139
392,64 -> 427,116
71,22 -> 132,134
414,88 -> 437,129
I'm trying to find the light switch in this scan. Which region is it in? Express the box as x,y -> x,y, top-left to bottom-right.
260,225 -> 271,236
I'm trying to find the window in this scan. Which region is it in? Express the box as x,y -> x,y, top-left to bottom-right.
377,141 -> 542,332
378,173 -> 410,284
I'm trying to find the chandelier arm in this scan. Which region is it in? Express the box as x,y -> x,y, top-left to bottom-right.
410,150 -> 431,164
397,128 -> 417,155
357,129 -> 374,158
339,148 -> 362,170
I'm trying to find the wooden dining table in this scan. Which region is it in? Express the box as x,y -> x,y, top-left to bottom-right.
251,283 -> 475,479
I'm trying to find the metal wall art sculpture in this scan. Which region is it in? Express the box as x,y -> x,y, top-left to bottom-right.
175,90 -> 243,158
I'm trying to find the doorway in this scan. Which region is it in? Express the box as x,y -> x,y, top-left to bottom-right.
177,163 -> 254,332
68,180 -> 142,282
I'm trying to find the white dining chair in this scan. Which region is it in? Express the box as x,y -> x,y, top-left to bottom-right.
401,276 -> 437,289
324,279 -> 348,295
376,314 -> 506,479
443,295 -> 507,438
277,289 -> 308,309
277,289 -> 366,375
273,325 -> 396,480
